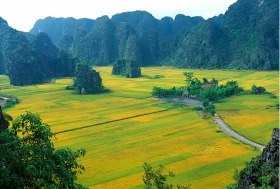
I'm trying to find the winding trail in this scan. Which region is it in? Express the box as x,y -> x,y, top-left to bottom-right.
213,117 -> 265,150
157,97 -> 265,150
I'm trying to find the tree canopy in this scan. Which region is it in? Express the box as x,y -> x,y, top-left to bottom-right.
0,111 -> 86,188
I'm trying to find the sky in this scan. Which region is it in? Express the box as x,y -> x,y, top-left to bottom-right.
0,0 -> 237,32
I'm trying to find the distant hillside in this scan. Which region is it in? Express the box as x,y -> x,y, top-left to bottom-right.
30,11 -> 204,66
30,16 -> 95,46
29,0 -> 279,70
168,0 -> 279,70
0,18 -> 76,86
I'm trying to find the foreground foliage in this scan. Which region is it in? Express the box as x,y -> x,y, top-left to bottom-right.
143,162 -> 188,189
0,112 -> 86,188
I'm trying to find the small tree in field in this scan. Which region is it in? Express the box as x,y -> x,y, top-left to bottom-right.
0,112 -> 86,189
183,72 -> 194,85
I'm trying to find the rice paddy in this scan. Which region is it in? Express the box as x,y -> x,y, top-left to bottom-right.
215,94 -> 279,146
0,67 -> 278,188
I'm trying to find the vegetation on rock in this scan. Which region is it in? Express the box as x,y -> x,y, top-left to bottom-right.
0,18 -> 77,86
112,59 -> 141,78
73,62 -> 105,94
227,128 -> 279,189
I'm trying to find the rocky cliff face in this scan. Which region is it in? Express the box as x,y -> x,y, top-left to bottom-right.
171,0 -> 279,70
29,11 -> 204,66
237,128 -> 279,188
0,107 -> 7,131
0,17 -> 77,85
29,0 -> 278,70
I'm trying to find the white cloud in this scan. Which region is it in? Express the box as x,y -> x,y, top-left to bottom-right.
0,0 -> 237,32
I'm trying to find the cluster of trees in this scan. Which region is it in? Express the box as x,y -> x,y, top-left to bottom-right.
201,80 -> 243,101
152,86 -> 187,98
112,59 -> 141,78
151,72 -> 245,116
251,85 -> 266,94
152,72 -> 243,102
202,100 -> 216,116
0,110 -> 86,188
184,72 -> 243,101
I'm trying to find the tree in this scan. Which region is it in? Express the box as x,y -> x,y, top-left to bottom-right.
211,78 -> 218,85
202,78 -> 208,84
73,62 -> 104,94
202,99 -> 210,109
251,85 -> 266,94
207,104 -> 216,116
201,87 -> 218,101
183,72 -> 193,85
142,162 -> 188,189
0,112 -> 86,188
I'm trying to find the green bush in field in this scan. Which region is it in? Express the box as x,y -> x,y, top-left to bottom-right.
251,85 -> 266,94
152,86 -> 186,97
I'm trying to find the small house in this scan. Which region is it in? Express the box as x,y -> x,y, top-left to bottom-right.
201,82 -> 218,90
182,91 -> 189,98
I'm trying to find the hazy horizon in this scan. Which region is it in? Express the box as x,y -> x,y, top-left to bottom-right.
0,0 -> 237,32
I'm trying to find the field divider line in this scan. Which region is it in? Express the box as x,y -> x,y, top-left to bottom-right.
54,107 -> 181,135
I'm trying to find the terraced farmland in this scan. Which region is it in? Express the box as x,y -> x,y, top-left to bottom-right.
0,67 -> 278,188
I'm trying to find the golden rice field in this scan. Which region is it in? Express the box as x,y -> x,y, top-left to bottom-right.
215,94 -> 279,145
0,67 -> 278,188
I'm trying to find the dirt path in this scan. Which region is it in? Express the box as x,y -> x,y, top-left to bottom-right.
157,97 -> 265,150
213,117 -> 265,150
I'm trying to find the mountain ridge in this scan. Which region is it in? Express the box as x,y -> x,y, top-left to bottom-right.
3,0 -> 279,73
0,18 -> 77,85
